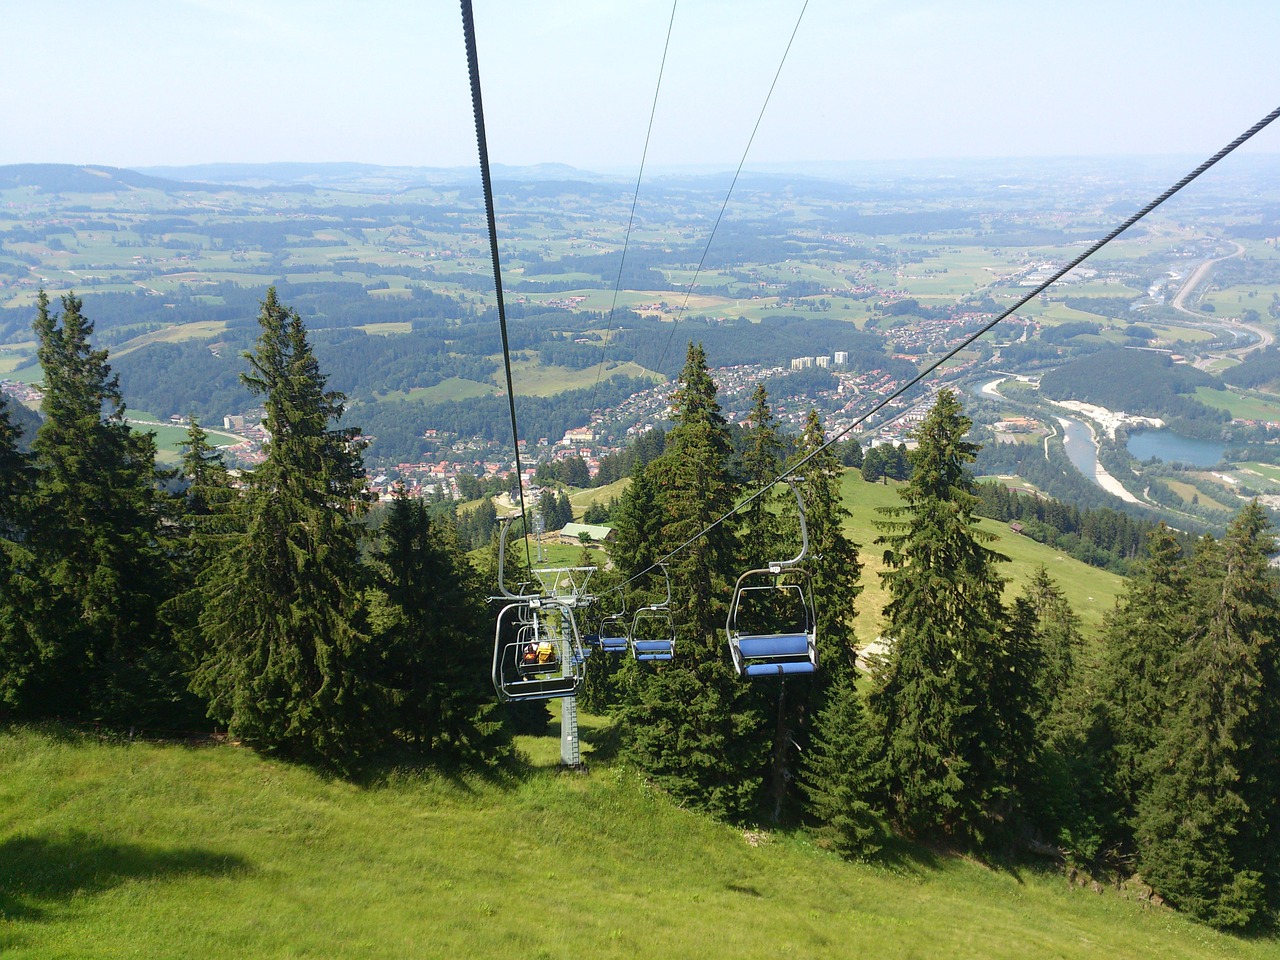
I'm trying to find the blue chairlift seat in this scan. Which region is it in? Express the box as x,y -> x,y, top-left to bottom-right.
734,632 -> 816,676
596,613 -> 631,654
631,608 -> 675,662
725,481 -> 819,680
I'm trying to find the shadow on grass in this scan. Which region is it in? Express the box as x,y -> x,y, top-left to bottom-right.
0,831 -> 252,925
577,716 -> 623,763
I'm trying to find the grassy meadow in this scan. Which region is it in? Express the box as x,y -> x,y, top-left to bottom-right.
839,472 -> 1124,643
2,724 -> 1273,960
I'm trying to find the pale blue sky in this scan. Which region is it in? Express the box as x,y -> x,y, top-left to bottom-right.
5,1 -> 1279,171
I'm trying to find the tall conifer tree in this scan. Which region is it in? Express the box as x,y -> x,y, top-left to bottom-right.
194,289 -> 374,770
16,292 -> 178,723
1099,522 -> 1190,846
868,389 -> 1009,843
739,383 -> 784,564
0,395 -> 27,535
161,417 -> 237,701
368,488 -> 511,765
619,343 -> 764,818
794,408 -> 878,847
1016,567 -> 1115,865
0,394 -> 35,714
1136,502 -> 1280,928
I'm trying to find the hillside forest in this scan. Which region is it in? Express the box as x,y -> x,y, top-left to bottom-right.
2,291 -> 1279,932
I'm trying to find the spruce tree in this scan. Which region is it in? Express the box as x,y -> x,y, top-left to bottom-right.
1135,503 -> 1280,928
618,343 -> 765,819
801,679 -> 883,855
1016,567 -> 1114,865
793,410 -> 877,847
0,394 -> 35,714
16,292 -> 179,723
794,410 -> 863,688
867,388 -> 1010,843
1099,523 -> 1191,847
0,395 -> 28,536
739,383 -> 784,564
193,289 -> 374,770
750,409 -> 860,822
160,417 -> 237,703
608,466 -> 661,580
367,488 -> 511,766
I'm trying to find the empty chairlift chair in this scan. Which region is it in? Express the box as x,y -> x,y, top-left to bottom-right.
596,609 -> 631,655
726,483 -> 818,678
630,564 -> 675,662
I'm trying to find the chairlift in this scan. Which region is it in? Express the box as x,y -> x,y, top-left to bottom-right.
595,604 -> 631,655
726,482 -> 818,678
491,516 -> 587,702
631,564 -> 675,662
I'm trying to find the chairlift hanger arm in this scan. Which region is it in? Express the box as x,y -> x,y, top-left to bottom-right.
768,480 -> 809,573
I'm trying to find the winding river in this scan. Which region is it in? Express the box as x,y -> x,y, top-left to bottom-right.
1058,415 -> 1099,477
976,377 -> 1141,503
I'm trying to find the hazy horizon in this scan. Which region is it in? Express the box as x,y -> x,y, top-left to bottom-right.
4,2 -> 1278,173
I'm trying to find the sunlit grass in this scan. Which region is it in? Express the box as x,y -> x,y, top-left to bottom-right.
0,725 -> 1270,960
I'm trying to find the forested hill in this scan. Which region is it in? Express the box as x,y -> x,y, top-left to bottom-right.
1038,347 -> 1230,437
1221,344 -> 1280,391
0,163 -> 232,194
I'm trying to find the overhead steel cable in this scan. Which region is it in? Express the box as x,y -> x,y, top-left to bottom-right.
587,0 -> 680,416
461,0 -> 531,568
654,0 -> 809,376
619,104 -> 1280,593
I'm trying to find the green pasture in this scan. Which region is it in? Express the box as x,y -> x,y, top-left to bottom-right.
1200,289 -> 1273,315
503,359 -> 656,397
1154,322 -> 1216,343
1030,303 -> 1104,324
1204,356 -> 1241,373
358,321 -> 414,336
1240,461 -> 1280,482
892,268 -> 982,298
1193,386 -> 1280,422
377,377 -> 496,404
840,471 -> 1124,644
127,422 -> 197,464
112,320 -> 228,357
0,356 -> 41,383
1045,279 -> 1135,298
2,724 -> 1271,960
1163,478 -> 1238,513
127,418 -> 247,462
568,478 -> 629,515
0,347 -> 35,375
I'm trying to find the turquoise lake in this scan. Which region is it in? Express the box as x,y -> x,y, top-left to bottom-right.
1126,430 -> 1227,467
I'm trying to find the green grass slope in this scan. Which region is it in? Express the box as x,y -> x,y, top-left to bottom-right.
839,472 -> 1125,643
1,725 -> 1271,959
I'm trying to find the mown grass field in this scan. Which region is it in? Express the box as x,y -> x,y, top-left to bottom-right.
1,724 -> 1272,960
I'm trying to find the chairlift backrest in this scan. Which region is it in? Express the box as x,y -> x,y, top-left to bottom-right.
726,481 -> 817,678
630,563 -> 675,661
